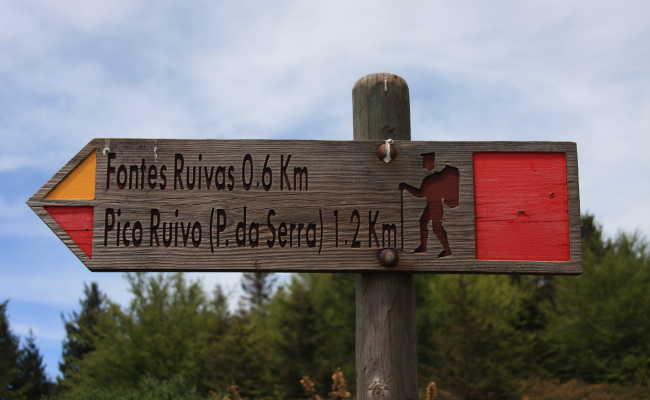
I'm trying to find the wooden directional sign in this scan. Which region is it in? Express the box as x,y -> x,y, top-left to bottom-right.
27,139 -> 581,274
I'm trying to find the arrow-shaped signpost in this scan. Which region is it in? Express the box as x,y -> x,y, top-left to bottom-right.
28,73 -> 581,399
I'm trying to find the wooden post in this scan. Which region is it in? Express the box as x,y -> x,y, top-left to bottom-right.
353,73 -> 417,400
